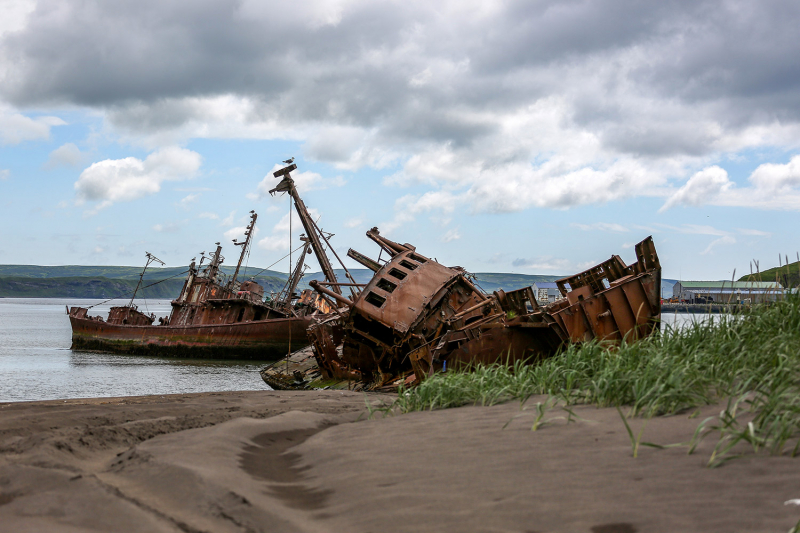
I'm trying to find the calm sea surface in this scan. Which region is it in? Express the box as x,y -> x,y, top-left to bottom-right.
0,298 -> 273,403
0,298 -> 722,403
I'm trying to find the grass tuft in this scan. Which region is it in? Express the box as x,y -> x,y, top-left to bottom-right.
373,295 -> 800,463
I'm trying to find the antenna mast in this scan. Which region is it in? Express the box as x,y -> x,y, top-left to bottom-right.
269,163 -> 342,294
229,211 -> 257,290
129,252 -> 165,307
277,237 -> 312,309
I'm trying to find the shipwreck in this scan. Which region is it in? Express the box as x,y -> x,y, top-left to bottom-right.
68,163 -> 354,359
261,230 -> 661,389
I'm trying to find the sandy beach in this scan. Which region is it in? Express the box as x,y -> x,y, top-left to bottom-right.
1,390 -> 799,533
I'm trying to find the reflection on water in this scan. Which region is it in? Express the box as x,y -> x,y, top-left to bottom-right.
662,311 -> 732,331
0,298 -> 273,403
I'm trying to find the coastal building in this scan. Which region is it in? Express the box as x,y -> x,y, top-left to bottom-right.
532,282 -> 563,304
672,281 -> 783,303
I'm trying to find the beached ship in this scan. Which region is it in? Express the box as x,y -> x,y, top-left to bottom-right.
69,163 -> 352,359
261,231 -> 661,389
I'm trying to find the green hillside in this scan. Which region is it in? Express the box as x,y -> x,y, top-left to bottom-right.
0,264 -> 288,281
0,276 -> 182,299
0,274 -> 288,299
739,260 -> 800,288
0,265 -> 564,298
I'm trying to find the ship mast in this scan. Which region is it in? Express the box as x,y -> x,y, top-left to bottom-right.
129,252 -> 165,307
205,243 -> 224,280
229,210 -> 257,290
277,237 -> 312,309
269,164 -> 342,294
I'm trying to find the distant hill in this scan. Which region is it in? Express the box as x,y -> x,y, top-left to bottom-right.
0,264 -> 287,281
0,263 -> 688,299
0,276 -> 185,299
470,273 -> 562,292
0,264 -> 569,299
739,260 -> 800,288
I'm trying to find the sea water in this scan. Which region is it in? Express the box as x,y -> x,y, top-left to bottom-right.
0,298 -> 273,402
0,298 -> 722,403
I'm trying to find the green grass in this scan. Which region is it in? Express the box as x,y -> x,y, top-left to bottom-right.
739,259 -> 800,287
375,295 -> 800,463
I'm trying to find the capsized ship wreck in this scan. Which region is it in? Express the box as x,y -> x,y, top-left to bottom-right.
261,229 -> 661,389
69,163 -> 355,359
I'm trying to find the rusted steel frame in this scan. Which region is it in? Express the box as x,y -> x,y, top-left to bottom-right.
347,248 -> 382,272
555,256 -> 627,295
270,167 -> 341,294
451,312 -> 506,332
316,282 -> 367,287
277,240 -> 311,306
229,212 -> 257,289
448,297 -> 496,321
366,227 -> 414,257
309,280 -> 353,308
494,286 -> 539,314
460,276 -> 489,301
634,237 -> 660,273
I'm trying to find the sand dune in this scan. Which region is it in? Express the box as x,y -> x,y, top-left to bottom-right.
2,391 -> 799,532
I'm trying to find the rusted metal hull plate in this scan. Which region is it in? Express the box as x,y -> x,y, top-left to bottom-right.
273,233 -> 662,391
69,315 -> 312,360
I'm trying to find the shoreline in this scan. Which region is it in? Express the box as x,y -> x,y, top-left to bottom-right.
2,390 -> 799,532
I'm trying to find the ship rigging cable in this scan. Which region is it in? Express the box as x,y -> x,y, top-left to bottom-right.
248,243 -> 307,279
84,269 -> 190,310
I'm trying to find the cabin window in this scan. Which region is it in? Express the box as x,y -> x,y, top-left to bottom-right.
388,268 -> 407,280
399,260 -> 418,271
408,253 -> 427,264
376,278 -> 397,293
364,291 -> 386,308
237,308 -> 245,322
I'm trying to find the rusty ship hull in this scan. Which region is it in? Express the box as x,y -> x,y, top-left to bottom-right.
69,311 -> 312,360
67,162 -> 353,361
262,232 -> 662,391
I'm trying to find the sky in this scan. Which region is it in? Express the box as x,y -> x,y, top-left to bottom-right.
1,0 -> 799,281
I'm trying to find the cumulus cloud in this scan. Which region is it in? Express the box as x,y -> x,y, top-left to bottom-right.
224,225 -> 257,243
660,167 -> 733,211
2,0 -> 800,217
74,147 -> 202,212
44,142 -> 84,168
0,169 -> 8,180
0,104 -> 64,144
749,155 -> 800,191
661,156 -> 800,211
0,0 -> 35,37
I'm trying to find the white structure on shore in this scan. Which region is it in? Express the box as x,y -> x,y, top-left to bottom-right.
532,282 -> 563,304
672,281 -> 783,303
